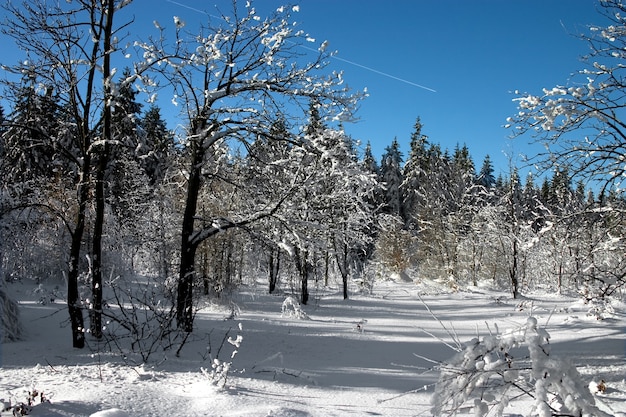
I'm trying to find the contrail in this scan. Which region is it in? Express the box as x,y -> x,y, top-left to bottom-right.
164,0 -> 437,93
334,56 -> 437,92
298,43 -> 437,93
166,0 -> 208,16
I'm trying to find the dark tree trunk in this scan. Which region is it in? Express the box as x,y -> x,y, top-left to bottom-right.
177,241 -> 198,332
176,139 -> 203,332
340,242 -> 349,300
90,0 -> 114,339
67,162 -> 90,349
295,247 -> 309,305
301,267 -> 309,305
91,152 -> 106,339
510,239 -> 519,299
268,247 -> 280,294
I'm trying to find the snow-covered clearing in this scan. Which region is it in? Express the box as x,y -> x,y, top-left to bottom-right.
1,279 -> 625,416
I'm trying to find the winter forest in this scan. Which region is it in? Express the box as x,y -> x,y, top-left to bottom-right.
1,1 -> 625,416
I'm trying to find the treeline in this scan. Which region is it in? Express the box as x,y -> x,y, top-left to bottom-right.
2,82 -> 624,308
367,118 -> 625,304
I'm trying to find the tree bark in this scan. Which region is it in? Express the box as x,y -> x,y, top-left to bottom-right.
176,138 -> 204,332
90,0 -> 115,340
67,162 -> 89,349
510,238 -> 519,299
268,247 -> 280,294
295,247 -> 309,305
91,152 -> 106,339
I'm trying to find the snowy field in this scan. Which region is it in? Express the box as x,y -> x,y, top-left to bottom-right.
1,279 -> 625,416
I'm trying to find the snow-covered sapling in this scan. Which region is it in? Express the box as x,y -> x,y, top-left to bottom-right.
431,317 -> 610,417
281,295 -> 309,320
201,323 -> 243,388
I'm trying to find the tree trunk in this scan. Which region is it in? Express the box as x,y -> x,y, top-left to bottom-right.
510,238 -> 519,299
90,0 -> 114,339
91,152 -> 106,339
177,240 -> 197,332
268,247 -> 280,294
176,140 -> 203,332
301,265 -> 309,305
339,242 -> 349,300
67,164 -> 89,349
295,247 -> 309,305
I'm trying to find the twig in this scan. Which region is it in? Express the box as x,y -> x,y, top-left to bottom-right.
417,293 -> 463,351
44,358 -> 58,373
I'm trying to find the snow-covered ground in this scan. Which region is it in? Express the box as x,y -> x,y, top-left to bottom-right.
1,279 -> 625,416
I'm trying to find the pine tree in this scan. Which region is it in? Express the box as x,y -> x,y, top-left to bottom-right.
477,155 -> 496,189
0,104 -> 6,136
2,79 -> 61,183
380,138 -> 404,216
140,105 -> 174,185
400,117 -> 428,224
361,141 -> 378,175
108,68 -> 146,225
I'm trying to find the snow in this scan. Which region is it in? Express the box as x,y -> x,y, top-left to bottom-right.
1,279 -> 625,416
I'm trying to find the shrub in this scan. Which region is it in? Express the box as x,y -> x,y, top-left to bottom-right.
431,317 -> 610,417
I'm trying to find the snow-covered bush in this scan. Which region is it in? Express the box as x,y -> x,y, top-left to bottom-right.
0,287 -> 22,342
431,317 -> 610,417
281,295 -> 309,320
201,323 -> 243,388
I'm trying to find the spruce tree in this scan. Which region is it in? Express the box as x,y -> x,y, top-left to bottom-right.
140,105 -> 174,185
2,80 -> 61,183
400,117 -> 428,225
380,138 -> 404,217
108,68 -> 146,225
477,155 -> 496,189
361,141 -> 380,176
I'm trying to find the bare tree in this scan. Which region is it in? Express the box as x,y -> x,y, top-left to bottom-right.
508,0 -> 626,195
508,0 -> 626,301
134,2 -> 362,331
2,0 -> 133,347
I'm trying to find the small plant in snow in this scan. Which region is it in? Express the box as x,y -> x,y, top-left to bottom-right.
281,295 -> 309,320
584,298 -> 615,321
201,323 -> 243,388
354,319 -> 367,333
32,284 -> 60,305
431,317 -> 610,417
3,388 -> 49,416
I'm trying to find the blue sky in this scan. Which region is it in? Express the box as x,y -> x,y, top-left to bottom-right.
283,0 -> 604,177
1,0 -> 607,178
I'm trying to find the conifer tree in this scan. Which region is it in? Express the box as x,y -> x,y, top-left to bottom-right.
361,141 -> 379,176
1,77 -> 61,183
108,68 -> 146,226
380,138 -> 404,217
140,105 -> 174,185
477,155 -> 496,189
401,117 -> 428,226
